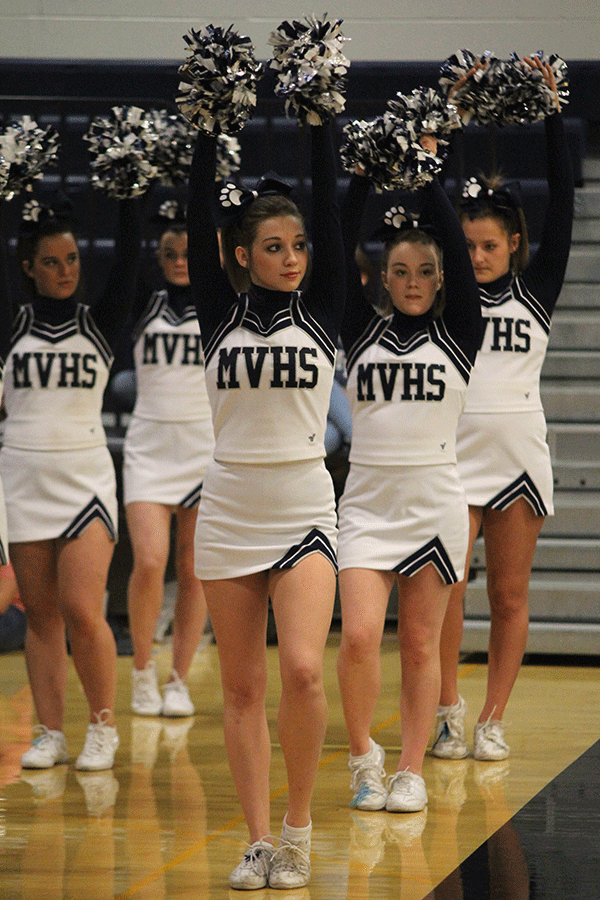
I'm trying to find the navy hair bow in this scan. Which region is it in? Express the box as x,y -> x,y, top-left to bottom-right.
373,204 -> 439,243
460,176 -> 522,215
218,173 -> 293,221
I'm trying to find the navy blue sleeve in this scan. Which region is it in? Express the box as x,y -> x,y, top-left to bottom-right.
420,178 -> 482,363
304,123 -> 346,338
0,205 -> 13,364
91,198 -> 143,351
339,174 -> 379,355
187,132 -> 238,346
521,114 -> 574,316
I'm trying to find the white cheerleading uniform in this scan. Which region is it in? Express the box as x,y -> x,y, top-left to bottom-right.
0,199 -> 142,544
337,177 -> 482,583
187,125 -> 345,580
123,286 -> 214,507
1,304 -> 118,541
456,114 -> 574,515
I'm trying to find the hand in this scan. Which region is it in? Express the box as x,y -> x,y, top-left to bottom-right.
419,134 -> 438,155
523,56 -> 561,111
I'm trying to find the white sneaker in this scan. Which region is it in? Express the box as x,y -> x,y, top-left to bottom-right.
75,710 -> 119,771
386,769 -> 428,813
229,839 -> 274,890
349,739 -> 388,811
76,771 -> 119,816
21,727 -> 68,769
474,719 -> 509,761
131,660 -> 162,716
162,671 -> 195,717
431,695 -> 469,759
269,822 -> 311,890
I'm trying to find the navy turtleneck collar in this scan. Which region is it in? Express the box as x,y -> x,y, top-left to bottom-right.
247,282 -> 292,315
32,293 -> 78,326
479,269 -> 514,295
391,304 -> 435,338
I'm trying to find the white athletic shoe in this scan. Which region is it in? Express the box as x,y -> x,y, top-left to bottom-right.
431,695 -> 469,759
229,839 -> 274,890
131,660 -> 162,716
349,739 -> 388,811
269,822 -> 311,890
474,719 -> 510,761
162,671 -> 195,717
75,711 -> 119,771
386,769 -> 428,813
21,727 -> 68,769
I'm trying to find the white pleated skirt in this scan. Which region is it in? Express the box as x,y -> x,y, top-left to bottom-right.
337,462 -> 468,584
123,416 -> 214,508
194,456 -> 338,580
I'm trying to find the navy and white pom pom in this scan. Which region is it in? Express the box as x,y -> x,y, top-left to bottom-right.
268,15 -> 350,125
0,116 -> 59,201
496,52 -> 569,124
386,88 -> 461,148
439,49 -> 500,125
340,116 -> 409,192
84,106 -> 159,199
148,110 -> 196,187
176,24 -> 263,134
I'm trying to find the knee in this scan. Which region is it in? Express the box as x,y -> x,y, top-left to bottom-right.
340,623 -> 381,665
282,654 -> 323,700
223,671 -> 267,712
487,578 -> 529,619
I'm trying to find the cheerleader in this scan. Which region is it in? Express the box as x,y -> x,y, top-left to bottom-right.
0,194 -> 141,771
122,201 -> 212,718
336,138 -> 481,812
434,58 -> 574,761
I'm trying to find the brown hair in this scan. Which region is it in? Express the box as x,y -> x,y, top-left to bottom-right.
379,228 -> 445,318
459,174 -> 530,274
220,194 -> 306,293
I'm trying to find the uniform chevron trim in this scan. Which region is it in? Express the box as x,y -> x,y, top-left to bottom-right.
486,472 -> 548,516
60,496 -> 117,541
273,527 -> 337,572
394,536 -> 458,585
181,481 -> 203,509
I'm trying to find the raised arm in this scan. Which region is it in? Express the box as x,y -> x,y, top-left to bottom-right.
306,122 -> 346,333
420,178 -> 481,362
523,112 -> 574,314
187,131 -> 237,343
92,197 -> 143,351
0,203 -> 14,365
339,173 -> 378,355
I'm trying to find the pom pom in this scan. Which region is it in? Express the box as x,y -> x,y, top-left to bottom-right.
84,106 -> 159,199
340,88 -> 457,192
268,15 -> 350,124
439,49 -> 569,126
176,24 -> 263,134
147,110 -> 196,187
0,116 -> 60,201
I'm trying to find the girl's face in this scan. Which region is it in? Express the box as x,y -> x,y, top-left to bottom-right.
23,232 -> 80,300
462,216 -> 520,284
236,215 -> 308,292
157,231 -> 189,286
382,240 -> 443,316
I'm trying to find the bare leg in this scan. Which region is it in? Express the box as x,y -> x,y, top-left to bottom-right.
438,506 -> 483,707
269,555 -> 336,828
336,568 -> 395,757
57,520 -> 117,725
10,541 -> 67,731
203,572 -> 271,843
479,499 -> 544,722
169,505 -> 207,681
125,501 -> 172,670
396,564 -> 452,775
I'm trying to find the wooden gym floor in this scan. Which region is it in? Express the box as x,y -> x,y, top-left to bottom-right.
0,630 -> 598,899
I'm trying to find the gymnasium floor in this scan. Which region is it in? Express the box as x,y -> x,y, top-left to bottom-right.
0,631 -> 598,899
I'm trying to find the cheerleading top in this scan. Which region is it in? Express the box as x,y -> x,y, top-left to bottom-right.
340,175 -> 481,467
2,200 -> 141,451
187,124 -> 345,464
129,282 -> 212,423
463,114 -> 574,414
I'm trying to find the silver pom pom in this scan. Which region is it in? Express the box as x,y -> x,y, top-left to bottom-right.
268,15 -> 350,125
0,115 -> 60,201
216,134 -> 242,180
176,24 -> 263,134
84,106 -> 159,199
